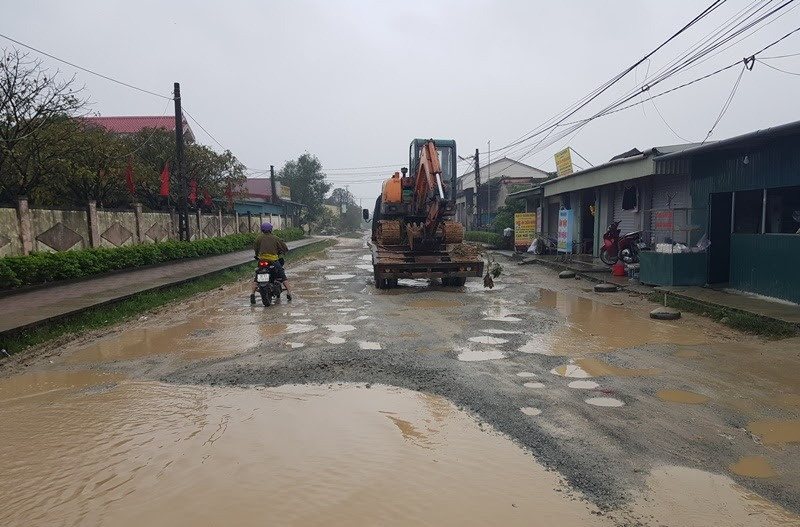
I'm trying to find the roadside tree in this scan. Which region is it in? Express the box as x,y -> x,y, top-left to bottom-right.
0,47 -> 87,205
278,153 -> 331,231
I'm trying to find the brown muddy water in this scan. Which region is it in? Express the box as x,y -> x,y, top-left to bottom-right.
524,289 -> 710,355
0,377 -> 610,527
1,373 -> 798,527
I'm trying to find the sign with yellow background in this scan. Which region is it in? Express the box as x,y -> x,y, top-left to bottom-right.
514,212 -> 536,249
554,147 -> 573,177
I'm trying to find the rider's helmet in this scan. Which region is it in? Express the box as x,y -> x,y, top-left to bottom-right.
261,222 -> 273,233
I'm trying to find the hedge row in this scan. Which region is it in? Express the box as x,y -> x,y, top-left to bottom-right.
463,231 -> 504,248
0,228 -> 305,290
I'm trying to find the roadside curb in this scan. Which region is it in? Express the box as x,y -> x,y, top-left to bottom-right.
0,238 -> 331,343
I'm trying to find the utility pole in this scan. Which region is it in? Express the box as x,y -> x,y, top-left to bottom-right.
269,165 -> 277,204
174,82 -> 190,241
474,148 -> 481,228
487,140 -> 491,229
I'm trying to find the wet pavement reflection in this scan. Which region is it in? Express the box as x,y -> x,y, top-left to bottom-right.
0,380 -> 611,527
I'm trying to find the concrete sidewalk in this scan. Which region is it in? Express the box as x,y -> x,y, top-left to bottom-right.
0,237 -> 326,336
510,252 -> 800,328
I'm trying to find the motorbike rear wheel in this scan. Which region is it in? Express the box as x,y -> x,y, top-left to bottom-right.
599,247 -> 618,265
260,287 -> 271,306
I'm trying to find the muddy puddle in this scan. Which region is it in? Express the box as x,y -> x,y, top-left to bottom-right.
730,456 -> 778,478
631,466 -> 798,527
523,290 -> 710,356
551,357 -> 660,378
2,373 -> 798,527
657,389 -> 711,404
0,379 -> 614,527
63,314 -> 289,364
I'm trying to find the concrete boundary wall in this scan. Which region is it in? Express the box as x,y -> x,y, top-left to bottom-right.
0,200 -> 290,257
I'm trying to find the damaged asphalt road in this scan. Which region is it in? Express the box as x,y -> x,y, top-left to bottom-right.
159,237 -> 800,518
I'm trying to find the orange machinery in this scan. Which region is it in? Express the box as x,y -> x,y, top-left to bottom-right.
366,139 -> 483,289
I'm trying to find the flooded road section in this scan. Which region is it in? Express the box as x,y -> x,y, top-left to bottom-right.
5,237 -> 800,525
1,376 -> 612,527
1,374 -> 797,527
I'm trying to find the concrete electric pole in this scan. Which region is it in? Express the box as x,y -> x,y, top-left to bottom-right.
174,82 -> 190,242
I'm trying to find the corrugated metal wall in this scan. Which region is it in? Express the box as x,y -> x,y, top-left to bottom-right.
689,136 -> 800,231
730,234 -> 800,304
650,174 -> 691,244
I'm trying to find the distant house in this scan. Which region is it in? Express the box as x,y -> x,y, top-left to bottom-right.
455,157 -> 550,229
235,177 -> 304,229
81,115 -> 196,143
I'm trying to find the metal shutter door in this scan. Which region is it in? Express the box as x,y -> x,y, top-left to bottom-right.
650,174 -> 691,244
613,185 -> 637,235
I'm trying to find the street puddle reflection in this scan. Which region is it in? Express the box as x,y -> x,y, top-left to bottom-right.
730,456 -> 777,478
657,389 -> 711,404
62,311 -> 272,363
527,290 -> 709,356
0,370 -> 125,403
551,358 -> 659,378
585,397 -> 625,407
0,381 -> 617,527
632,466 -> 797,527
406,299 -> 461,308
747,419 -> 800,445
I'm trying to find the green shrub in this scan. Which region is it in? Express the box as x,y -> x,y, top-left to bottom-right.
463,231 -> 505,248
0,228 -> 305,290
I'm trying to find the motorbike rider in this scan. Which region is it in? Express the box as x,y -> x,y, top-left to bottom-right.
251,222 -> 292,304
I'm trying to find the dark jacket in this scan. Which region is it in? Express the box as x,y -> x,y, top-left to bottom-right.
254,233 -> 288,260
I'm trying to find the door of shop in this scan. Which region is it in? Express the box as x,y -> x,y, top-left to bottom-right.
708,192 -> 732,283
580,190 -> 596,254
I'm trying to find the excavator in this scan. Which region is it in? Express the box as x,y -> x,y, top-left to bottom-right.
365,139 -> 483,289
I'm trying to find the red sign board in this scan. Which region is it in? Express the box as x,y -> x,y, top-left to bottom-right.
655,211 -> 673,231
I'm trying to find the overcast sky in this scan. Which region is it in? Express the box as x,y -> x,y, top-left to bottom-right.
5,0 -> 800,204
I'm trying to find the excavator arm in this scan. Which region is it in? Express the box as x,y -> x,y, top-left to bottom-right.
412,140 -> 448,239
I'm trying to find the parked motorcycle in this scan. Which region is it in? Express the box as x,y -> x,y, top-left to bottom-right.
254,257 -> 286,306
600,220 -> 646,265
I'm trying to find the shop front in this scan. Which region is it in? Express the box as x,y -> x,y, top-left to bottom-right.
655,120 -> 800,303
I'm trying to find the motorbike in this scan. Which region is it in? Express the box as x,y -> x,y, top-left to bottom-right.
599,220 -> 646,265
254,257 -> 286,306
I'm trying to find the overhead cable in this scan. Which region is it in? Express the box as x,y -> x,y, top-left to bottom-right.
0,32 -> 173,100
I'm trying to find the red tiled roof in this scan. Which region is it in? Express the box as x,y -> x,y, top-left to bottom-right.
81,116 -> 195,141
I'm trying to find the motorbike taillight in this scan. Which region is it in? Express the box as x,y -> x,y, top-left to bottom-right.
258,261 -> 268,267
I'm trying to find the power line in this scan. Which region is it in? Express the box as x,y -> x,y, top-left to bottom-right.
491,1 -> 796,163
758,57 -> 800,74
760,51 -> 800,58
516,24 -> 800,163
703,65 -> 747,143
325,163 -> 403,171
646,88 -> 693,142
106,98 -> 175,160
484,0 -> 729,157
0,32 -> 173,100
181,106 -> 227,152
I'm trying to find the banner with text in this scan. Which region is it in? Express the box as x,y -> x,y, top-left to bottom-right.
513,212 -> 536,250
557,209 -> 574,253
554,147 -> 573,177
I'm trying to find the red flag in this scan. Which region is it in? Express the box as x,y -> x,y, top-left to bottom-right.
159,162 -> 170,197
125,162 -> 136,197
189,179 -> 197,205
203,189 -> 212,207
225,182 -> 233,208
